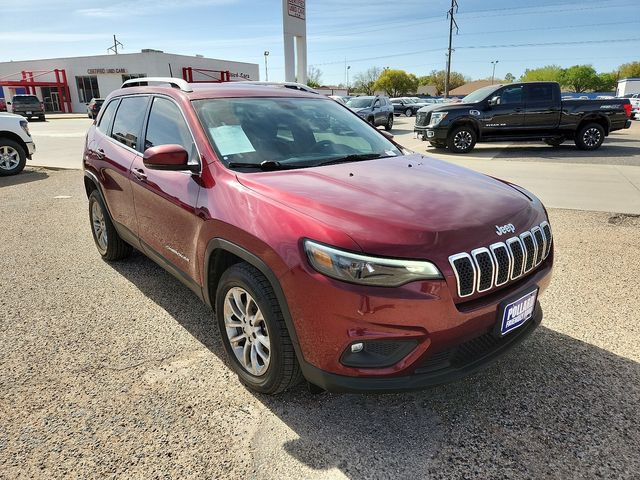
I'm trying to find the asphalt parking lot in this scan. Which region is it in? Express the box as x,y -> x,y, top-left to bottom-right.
1,117 -> 640,478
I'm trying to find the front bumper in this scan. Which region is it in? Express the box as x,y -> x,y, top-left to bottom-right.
413,125 -> 448,141
25,141 -> 36,158
625,119 -> 632,129
282,251 -> 553,392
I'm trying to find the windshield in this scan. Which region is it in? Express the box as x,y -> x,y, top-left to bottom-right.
461,85 -> 502,104
346,97 -> 373,108
193,97 -> 402,170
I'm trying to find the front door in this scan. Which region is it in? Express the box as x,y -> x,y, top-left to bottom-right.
483,84 -> 525,135
129,96 -> 202,283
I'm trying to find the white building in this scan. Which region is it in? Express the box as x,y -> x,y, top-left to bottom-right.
0,50 -> 259,113
616,78 -> 640,97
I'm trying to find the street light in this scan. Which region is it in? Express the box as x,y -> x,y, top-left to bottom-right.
346,65 -> 351,94
491,60 -> 499,84
264,51 -> 270,81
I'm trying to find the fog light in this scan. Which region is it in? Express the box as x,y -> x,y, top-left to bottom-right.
351,342 -> 364,353
427,130 -> 435,138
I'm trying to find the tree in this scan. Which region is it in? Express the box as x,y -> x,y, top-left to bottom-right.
520,65 -> 563,83
373,69 -> 419,97
559,65 -> 600,93
418,70 -> 466,95
352,67 -> 382,95
596,72 -> 617,92
504,73 -> 515,83
617,61 -> 640,79
307,66 -> 322,88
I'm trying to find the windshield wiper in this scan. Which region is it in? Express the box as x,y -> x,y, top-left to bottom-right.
227,160 -> 284,171
314,153 -> 386,167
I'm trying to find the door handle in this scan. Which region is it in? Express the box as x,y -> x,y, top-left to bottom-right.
133,168 -> 147,181
96,148 -> 105,160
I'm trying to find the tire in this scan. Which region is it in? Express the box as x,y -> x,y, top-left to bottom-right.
429,141 -> 447,149
385,114 -> 394,131
39,115 -> 45,121
447,125 -> 477,154
575,123 -> 605,150
404,108 -> 413,117
88,190 -> 132,260
0,139 -> 27,176
367,117 -> 375,126
544,137 -> 565,147
216,262 -> 302,394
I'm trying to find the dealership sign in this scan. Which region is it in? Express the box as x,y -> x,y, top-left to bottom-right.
87,68 -> 128,74
287,0 -> 305,20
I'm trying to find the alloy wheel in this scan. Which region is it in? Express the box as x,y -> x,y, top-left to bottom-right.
583,127 -> 602,148
453,130 -> 473,150
0,145 -> 20,171
223,287 -> 271,376
91,201 -> 108,251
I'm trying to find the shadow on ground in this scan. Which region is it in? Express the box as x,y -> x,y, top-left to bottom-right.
111,251 -> 640,479
0,168 -> 49,188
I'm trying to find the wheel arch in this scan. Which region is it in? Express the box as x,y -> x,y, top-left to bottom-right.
577,115 -> 610,135
447,117 -> 481,138
203,238 -> 305,365
0,131 -> 29,155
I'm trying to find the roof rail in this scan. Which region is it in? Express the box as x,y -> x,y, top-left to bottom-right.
237,81 -> 319,94
121,77 -> 193,92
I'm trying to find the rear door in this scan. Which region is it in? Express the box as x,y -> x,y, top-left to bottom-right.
94,96 -> 149,238
129,96 -> 202,283
483,84 -> 525,135
524,83 -> 560,131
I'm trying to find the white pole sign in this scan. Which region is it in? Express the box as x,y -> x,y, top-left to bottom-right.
282,0 -> 307,83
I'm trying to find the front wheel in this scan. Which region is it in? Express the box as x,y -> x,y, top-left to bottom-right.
88,190 -> 132,260
0,139 -> 26,176
575,123 -> 604,150
447,126 -> 477,154
216,263 -> 302,394
404,108 -> 413,117
385,115 -> 394,131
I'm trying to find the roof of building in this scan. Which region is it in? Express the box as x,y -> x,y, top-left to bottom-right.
448,80 -> 496,96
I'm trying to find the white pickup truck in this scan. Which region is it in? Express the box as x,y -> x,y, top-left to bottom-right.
0,112 -> 36,176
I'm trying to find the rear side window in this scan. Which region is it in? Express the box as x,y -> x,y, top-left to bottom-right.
144,97 -> 197,164
526,84 -> 554,103
97,100 -> 118,134
111,96 -> 149,150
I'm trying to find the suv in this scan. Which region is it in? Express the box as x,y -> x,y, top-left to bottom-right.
390,97 -> 421,117
345,95 -> 394,130
83,78 -> 553,394
8,95 -> 45,121
0,112 -> 36,176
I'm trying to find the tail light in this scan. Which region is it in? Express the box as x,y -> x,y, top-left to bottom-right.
623,103 -> 632,118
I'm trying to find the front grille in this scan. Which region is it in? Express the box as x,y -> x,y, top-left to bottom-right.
415,111 -> 430,127
449,221 -> 552,298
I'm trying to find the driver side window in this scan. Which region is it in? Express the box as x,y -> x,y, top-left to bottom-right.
496,86 -> 524,106
373,99 -> 380,108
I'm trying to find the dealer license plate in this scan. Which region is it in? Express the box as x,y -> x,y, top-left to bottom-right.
499,288 -> 538,336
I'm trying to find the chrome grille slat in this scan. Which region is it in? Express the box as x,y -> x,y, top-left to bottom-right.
449,222 -> 552,298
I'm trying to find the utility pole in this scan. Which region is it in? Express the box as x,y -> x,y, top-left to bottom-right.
491,60 -> 499,84
107,35 -> 123,55
346,65 -> 351,94
264,51 -> 270,81
444,0 -> 459,99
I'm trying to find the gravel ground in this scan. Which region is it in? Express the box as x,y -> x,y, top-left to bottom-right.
1,168 -> 639,479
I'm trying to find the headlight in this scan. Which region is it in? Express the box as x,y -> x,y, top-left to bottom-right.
19,120 -> 31,137
429,112 -> 448,126
303,240 -> 442,287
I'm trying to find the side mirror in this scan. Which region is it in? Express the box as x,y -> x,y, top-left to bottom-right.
143,144 -> 196,172
6,101 -> 11,105
488,96 -> 500,106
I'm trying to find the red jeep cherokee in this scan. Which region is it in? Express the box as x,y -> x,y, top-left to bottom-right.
83,78 -> 553,394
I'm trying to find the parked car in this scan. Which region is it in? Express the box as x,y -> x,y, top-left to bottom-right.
0,98 -> 6,112
345,95 -> 394,130
328,95 -> 346,105
8,94 -> 45,121
390,97 -> 421,117
619,93 -> 640,112
83,77 -> 554,394
414,82 -> 632,153
87,98 -> 105,119
0,112 -> 36,176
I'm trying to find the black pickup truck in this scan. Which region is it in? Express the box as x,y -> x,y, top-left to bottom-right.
414,82 -> 632,153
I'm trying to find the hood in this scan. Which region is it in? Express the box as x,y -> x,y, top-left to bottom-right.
0,112 -> 24,119
417,102 -> 477,114
348,106 -> 370,113
236,154 -> 545,261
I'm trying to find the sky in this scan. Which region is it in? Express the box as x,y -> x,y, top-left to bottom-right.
0,0 -> 638,85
